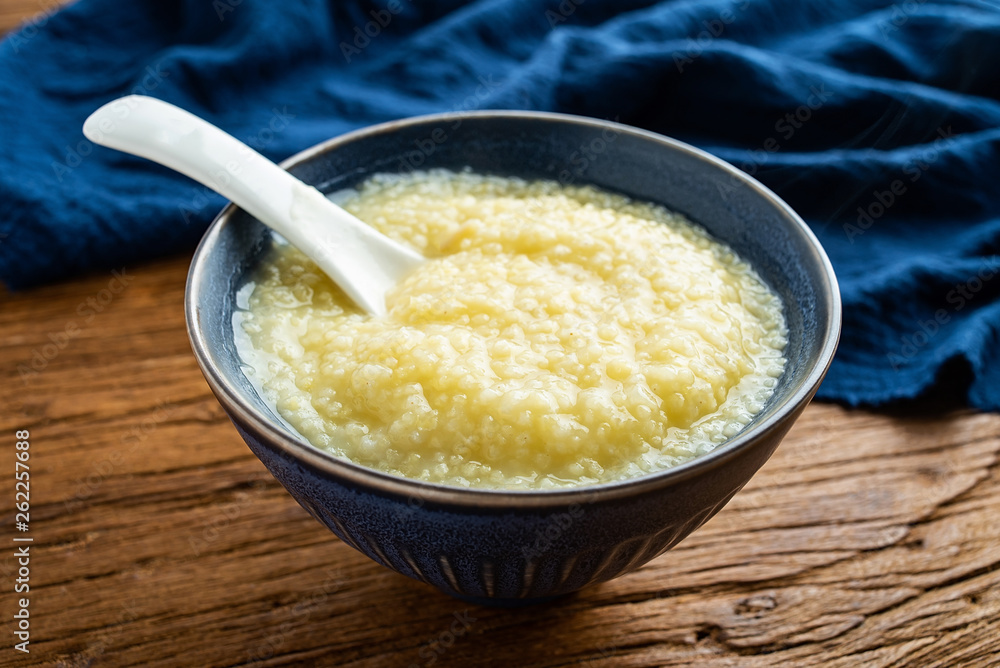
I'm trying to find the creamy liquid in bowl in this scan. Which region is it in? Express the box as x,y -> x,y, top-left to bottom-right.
234,170 -> 787,490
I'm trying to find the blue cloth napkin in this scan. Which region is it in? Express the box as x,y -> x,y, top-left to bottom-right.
2,0 -> 999,410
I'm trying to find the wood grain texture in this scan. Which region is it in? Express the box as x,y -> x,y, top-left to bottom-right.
3,256 -> 999,668
0,0 -> 63,33
1,2 -> 999,666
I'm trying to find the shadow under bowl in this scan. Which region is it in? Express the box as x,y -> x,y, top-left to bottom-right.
185,111 -> 841,605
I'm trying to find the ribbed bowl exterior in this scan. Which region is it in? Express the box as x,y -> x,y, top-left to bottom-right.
231,407 -> 799,603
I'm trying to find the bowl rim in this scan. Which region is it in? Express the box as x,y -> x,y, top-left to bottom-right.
185,110 -> 842,509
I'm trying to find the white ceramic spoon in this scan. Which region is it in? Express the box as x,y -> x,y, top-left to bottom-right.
83,95 -> 424,316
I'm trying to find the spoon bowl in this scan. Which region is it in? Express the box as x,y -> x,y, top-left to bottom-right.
83,95 -> 424,315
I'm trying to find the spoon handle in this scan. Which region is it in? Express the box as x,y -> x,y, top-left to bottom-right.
83,95 -> 423,316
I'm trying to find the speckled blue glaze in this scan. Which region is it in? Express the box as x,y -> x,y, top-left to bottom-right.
185,112 -> 841,605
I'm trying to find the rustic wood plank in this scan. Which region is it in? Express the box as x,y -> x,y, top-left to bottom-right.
0,0 -> 66,35
1,3 -> 999,667
2,252 -> 998,668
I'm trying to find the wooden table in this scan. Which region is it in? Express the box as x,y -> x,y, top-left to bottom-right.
2,5 -> 999,667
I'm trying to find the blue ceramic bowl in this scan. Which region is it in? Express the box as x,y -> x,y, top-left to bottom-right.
185,112 -> 840,605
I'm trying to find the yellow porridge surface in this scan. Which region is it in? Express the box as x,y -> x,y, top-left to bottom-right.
236,170 -> 787,489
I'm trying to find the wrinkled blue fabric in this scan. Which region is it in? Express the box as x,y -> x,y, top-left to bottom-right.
1,0 -> 999,410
